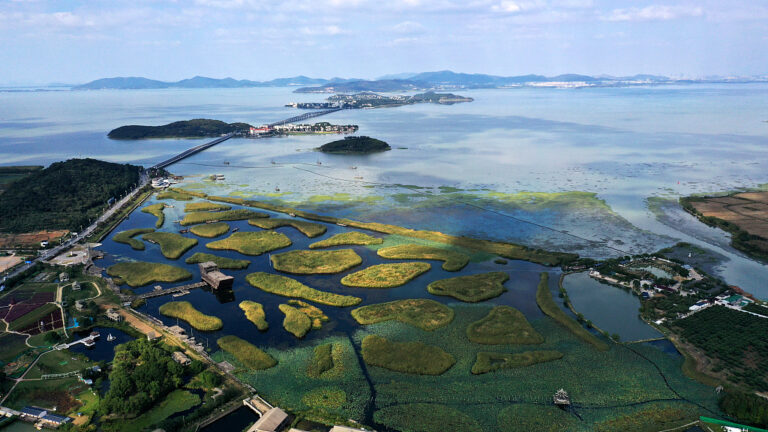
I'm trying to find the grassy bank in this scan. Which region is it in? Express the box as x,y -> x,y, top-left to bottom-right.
106,261 -> 192,287
181,209 -> 268,226
428,272 -> 509,302
217,335 -> 277,370
141,203 -> 166,228
239,300 -> 268,330
246,272 -> 361,307
158,301 -> 223,331
351,299 -> 454,331
248,218 -> 327,237
536,272 -> 609,351
309,232 -> 383,249
377,244 -> 469,271
279,304 -> 312,338
113,228 -> 154,250
467,305 -> 544,345
171,189 -> 578,266
185,252 -> 250,269
141,232 -> 198,259
270,249 -> 362,274
471,350 -> 563,374
118,390 -> 200,432
87,187 -> 153,243
340,262 -> 431,288
361,335 -> 455,375
157,190 -> 193,201
190,222 -> 229,238
206,231 -> 291,255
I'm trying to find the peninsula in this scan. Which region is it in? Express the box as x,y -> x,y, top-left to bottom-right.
108,119 -> 253,139
287,91 -> 473,110
318,136 -> 391,154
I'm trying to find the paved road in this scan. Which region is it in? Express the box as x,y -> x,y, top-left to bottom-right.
2,170 -> 149,283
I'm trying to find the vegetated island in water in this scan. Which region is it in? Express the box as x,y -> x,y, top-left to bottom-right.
288,91 -> 473,109
318,136 -> 391,154
108,118 -> 253,139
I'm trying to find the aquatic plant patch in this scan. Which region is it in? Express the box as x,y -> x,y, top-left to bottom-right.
106,261 -> 192,287
288,300 -> 328,329
159,301 -> 222,331
271,249 -> 362,274
180,209 -> 268,226
239,300 -> 268,330
361,335 -> 455,375
248,218 -> 327,237
471,350 -> 563,374
206,231 -> 291,255
340,262 -> 431,288
351,299 -> 454,331
141,232 -> 197,259
377,244 -> 470,271
309,231 -> 383,249
467,305 -> 544,345
280,303 -> 313,338
216,335 -> 277,370
428,272 -> 509,302
189,222 -> 229,238
246,272 -> 361,307
373,403 -> 481,432
184,201 -> 231,212
184,252 -> 249,269
113,228 -> 154,250
141,203 -> 166,228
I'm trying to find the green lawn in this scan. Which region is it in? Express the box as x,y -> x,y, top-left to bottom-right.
351,299 -> 454,331
246,272 -> 361,307
117,389 -> 200,432
309,231 -> 383,249
0,333 -> 31,363
141,232 -> 198,259
427,272 -> 509,302
106,261 -> 192,287
113,228 -> 154,250
206,231 -> 291,255
270,249 -> 362,274
340,262 -> 431,288
377,244 -> 470,271
24,349 -> 93,379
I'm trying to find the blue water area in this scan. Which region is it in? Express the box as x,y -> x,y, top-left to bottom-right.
562,272 -> 662,342
67,326 -> 135,362
200,406 -> 259,432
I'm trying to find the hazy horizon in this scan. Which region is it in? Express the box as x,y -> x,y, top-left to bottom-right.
2,0 -> 768,85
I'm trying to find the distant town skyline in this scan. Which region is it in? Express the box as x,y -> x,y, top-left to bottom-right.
1,0 -> 767,85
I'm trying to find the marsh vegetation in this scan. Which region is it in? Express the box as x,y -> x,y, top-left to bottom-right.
428,272 -> 509,302
377,244 -> 469,271
159,301 -> 223,331
185,252 -> 249,269
271,249 -> 362,274
216,335 -> 277,370
351,299 -> 454,331
141,203 -> 166,228
239,300 -> 268,330
106,261 -> 191,287
181,209 -> 268,226
113,228 -> 154,250
141,231 -> 197,259
246,272 -> 361,306
206,231 -> 291,255
341,262 -> 431,288
467,305 -> 544,345
309,231 -> 383,249
189,222 -> 229,238
279,304 -> 313,338
471,350 -> 563,374
361,335 -> 455,375
248,218 -> 327,237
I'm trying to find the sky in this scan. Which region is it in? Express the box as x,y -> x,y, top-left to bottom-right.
1,0 -> 767,84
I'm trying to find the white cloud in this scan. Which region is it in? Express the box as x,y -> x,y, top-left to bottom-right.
391,20 -> 424,34
301,25 -> 346,36
604,5 -> 703,22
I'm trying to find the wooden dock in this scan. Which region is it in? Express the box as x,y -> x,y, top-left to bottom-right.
137,282 -> 207,299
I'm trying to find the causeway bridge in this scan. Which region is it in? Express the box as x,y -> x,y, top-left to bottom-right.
136,281 -> 207,299
151,108 -> 341,170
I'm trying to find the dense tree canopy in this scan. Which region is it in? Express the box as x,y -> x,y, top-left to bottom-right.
0,158 -> 140,233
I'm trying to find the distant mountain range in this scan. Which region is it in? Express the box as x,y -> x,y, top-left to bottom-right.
72,71 -> 768,91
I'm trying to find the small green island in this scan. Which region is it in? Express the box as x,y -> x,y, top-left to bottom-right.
108,119 -> 253,139
318,136 -> 391,154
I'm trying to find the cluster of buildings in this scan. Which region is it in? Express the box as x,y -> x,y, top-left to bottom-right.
151,177 -> 179,188
248,123 -> 358,137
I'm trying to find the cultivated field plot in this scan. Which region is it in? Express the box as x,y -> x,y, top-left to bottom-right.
689,193 -> 768,238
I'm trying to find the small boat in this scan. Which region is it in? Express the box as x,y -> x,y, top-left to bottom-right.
350,166 -> 357,170
107,333 -> 115,342
223,161 -> 230,165
154,285 -> 163,291
271,160 -> 276,165
173,220 -> 181,224
317,160 -> 322,165
275,187 -> 280,192
337,223 -> 347,227
179,229 -> 189,234
354,176 -> 363,180
288,213 -> 296,217
206,220 -> 220,224
232,227 -> 240,232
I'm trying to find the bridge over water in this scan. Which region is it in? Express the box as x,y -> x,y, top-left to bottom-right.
151,108 -> 342,170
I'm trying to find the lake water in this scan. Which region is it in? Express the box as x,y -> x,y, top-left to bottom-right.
67,326 -> 135,362
2,84 -> 767,297
562,272 -> 662,342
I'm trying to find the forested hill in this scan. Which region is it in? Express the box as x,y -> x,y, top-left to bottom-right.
108,119 -> 253,139
0,158 -> 141,233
